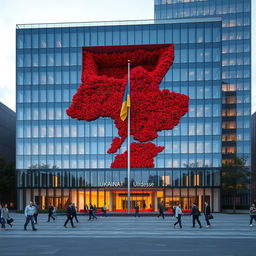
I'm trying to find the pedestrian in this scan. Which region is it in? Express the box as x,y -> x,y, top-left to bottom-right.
0,203 -> 4,230
47,203 -> 55,222
249,203 -> 256,227
93,205 -> 98,220
84,204 -> 88,214
157,201 -> 165,219
24,201 -> 37,231
64,203 -> 75,228
88,203 -> 94,221
191,202 -> 202,228
53,206 -> 57,219
33,201 -> 39,224
135,203 -> 140,217
1,203 -> 12,230
102,204 -> 107,217
204,201 -> 211,228
173,203 -> 182,229
71,203 -> 79,223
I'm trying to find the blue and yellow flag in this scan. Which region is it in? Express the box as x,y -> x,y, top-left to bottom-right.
120,82 -> 130,121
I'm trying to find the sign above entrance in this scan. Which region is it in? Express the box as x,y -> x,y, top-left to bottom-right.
99,181 -> 155,188
99,182 -> 123,187
132,182 -> 154,188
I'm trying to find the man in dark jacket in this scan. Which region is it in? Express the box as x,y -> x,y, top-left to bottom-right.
71,203 -> 79,223
33,201 -> 39,224
135,203 -> 140,217
64,203 -> 75,228
157,201 -> 165,219
47,203 -> 55,222
204,201 -> 211,227
191,202 -> 202,228
88,203 -> 97,220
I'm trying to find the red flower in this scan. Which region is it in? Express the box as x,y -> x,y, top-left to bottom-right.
67,44 -> 189,168
111,142 -> 164,168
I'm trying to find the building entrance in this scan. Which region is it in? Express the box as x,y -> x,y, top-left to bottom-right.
113,191 -> 154,211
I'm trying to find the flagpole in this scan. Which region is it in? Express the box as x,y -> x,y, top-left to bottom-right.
127,60 -> 131,214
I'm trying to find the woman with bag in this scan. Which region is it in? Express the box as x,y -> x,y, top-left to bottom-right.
1,203 -> 13,230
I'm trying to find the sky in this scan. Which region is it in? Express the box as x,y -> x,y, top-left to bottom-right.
0,0 -> 255,113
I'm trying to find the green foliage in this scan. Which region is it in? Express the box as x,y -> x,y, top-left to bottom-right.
222,157 -> 251,192
222,156 -> 251,212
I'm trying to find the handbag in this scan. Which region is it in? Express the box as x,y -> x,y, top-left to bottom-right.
208,214 -> 214,220
7,218 -> 14,224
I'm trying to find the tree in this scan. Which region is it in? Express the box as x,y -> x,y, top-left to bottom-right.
222,157 -> 251,213
0,156 -> 16,206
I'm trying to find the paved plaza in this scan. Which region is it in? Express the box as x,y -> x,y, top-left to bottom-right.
0,213 -> 255,255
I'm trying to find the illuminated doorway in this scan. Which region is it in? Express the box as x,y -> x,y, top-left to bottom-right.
113,190 -> 154,211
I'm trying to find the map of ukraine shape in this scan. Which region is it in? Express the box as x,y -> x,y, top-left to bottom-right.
67,44 -> 189,168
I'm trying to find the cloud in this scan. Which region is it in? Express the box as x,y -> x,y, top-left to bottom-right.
0,0 -> 154,112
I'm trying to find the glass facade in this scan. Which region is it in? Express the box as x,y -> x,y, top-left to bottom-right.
155,0 -> 252,166
16,18 -> 223,212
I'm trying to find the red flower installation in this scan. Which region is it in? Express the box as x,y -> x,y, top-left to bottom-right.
67,44 -> 189,168
111,142 -> 164,168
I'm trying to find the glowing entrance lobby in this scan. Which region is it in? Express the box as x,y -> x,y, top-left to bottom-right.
17,168 -> 220,212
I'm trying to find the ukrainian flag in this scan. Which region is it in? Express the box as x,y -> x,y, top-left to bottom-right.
120,82 -> 130,121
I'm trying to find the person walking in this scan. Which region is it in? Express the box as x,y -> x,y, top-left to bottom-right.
191,202 -> 202,228
204,201 -> 211,228
93,205 -> 98,220
1,203 -> 11,230
135,203 -> 140,217
71,203 -> 79,223
33,202 -> 39,224
47,203 -> 55,222
24,201 -> 37,231
249,203 -> 256,227
88,204 -> 93,220
102,204 -> 107,217
84,204 -> 88,214
52,206 -> 57,220
173,203 -> 182,229
64,203 -> 75,228
157,201 -> 165,219
88,203 -> 97,220
0,203 -> 4,230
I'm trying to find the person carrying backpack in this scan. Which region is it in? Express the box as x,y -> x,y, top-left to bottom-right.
191,202 -> 202,228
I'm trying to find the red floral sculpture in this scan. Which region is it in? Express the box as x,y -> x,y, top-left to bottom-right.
111,142 -> 164,168
67,44 -> 189,168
